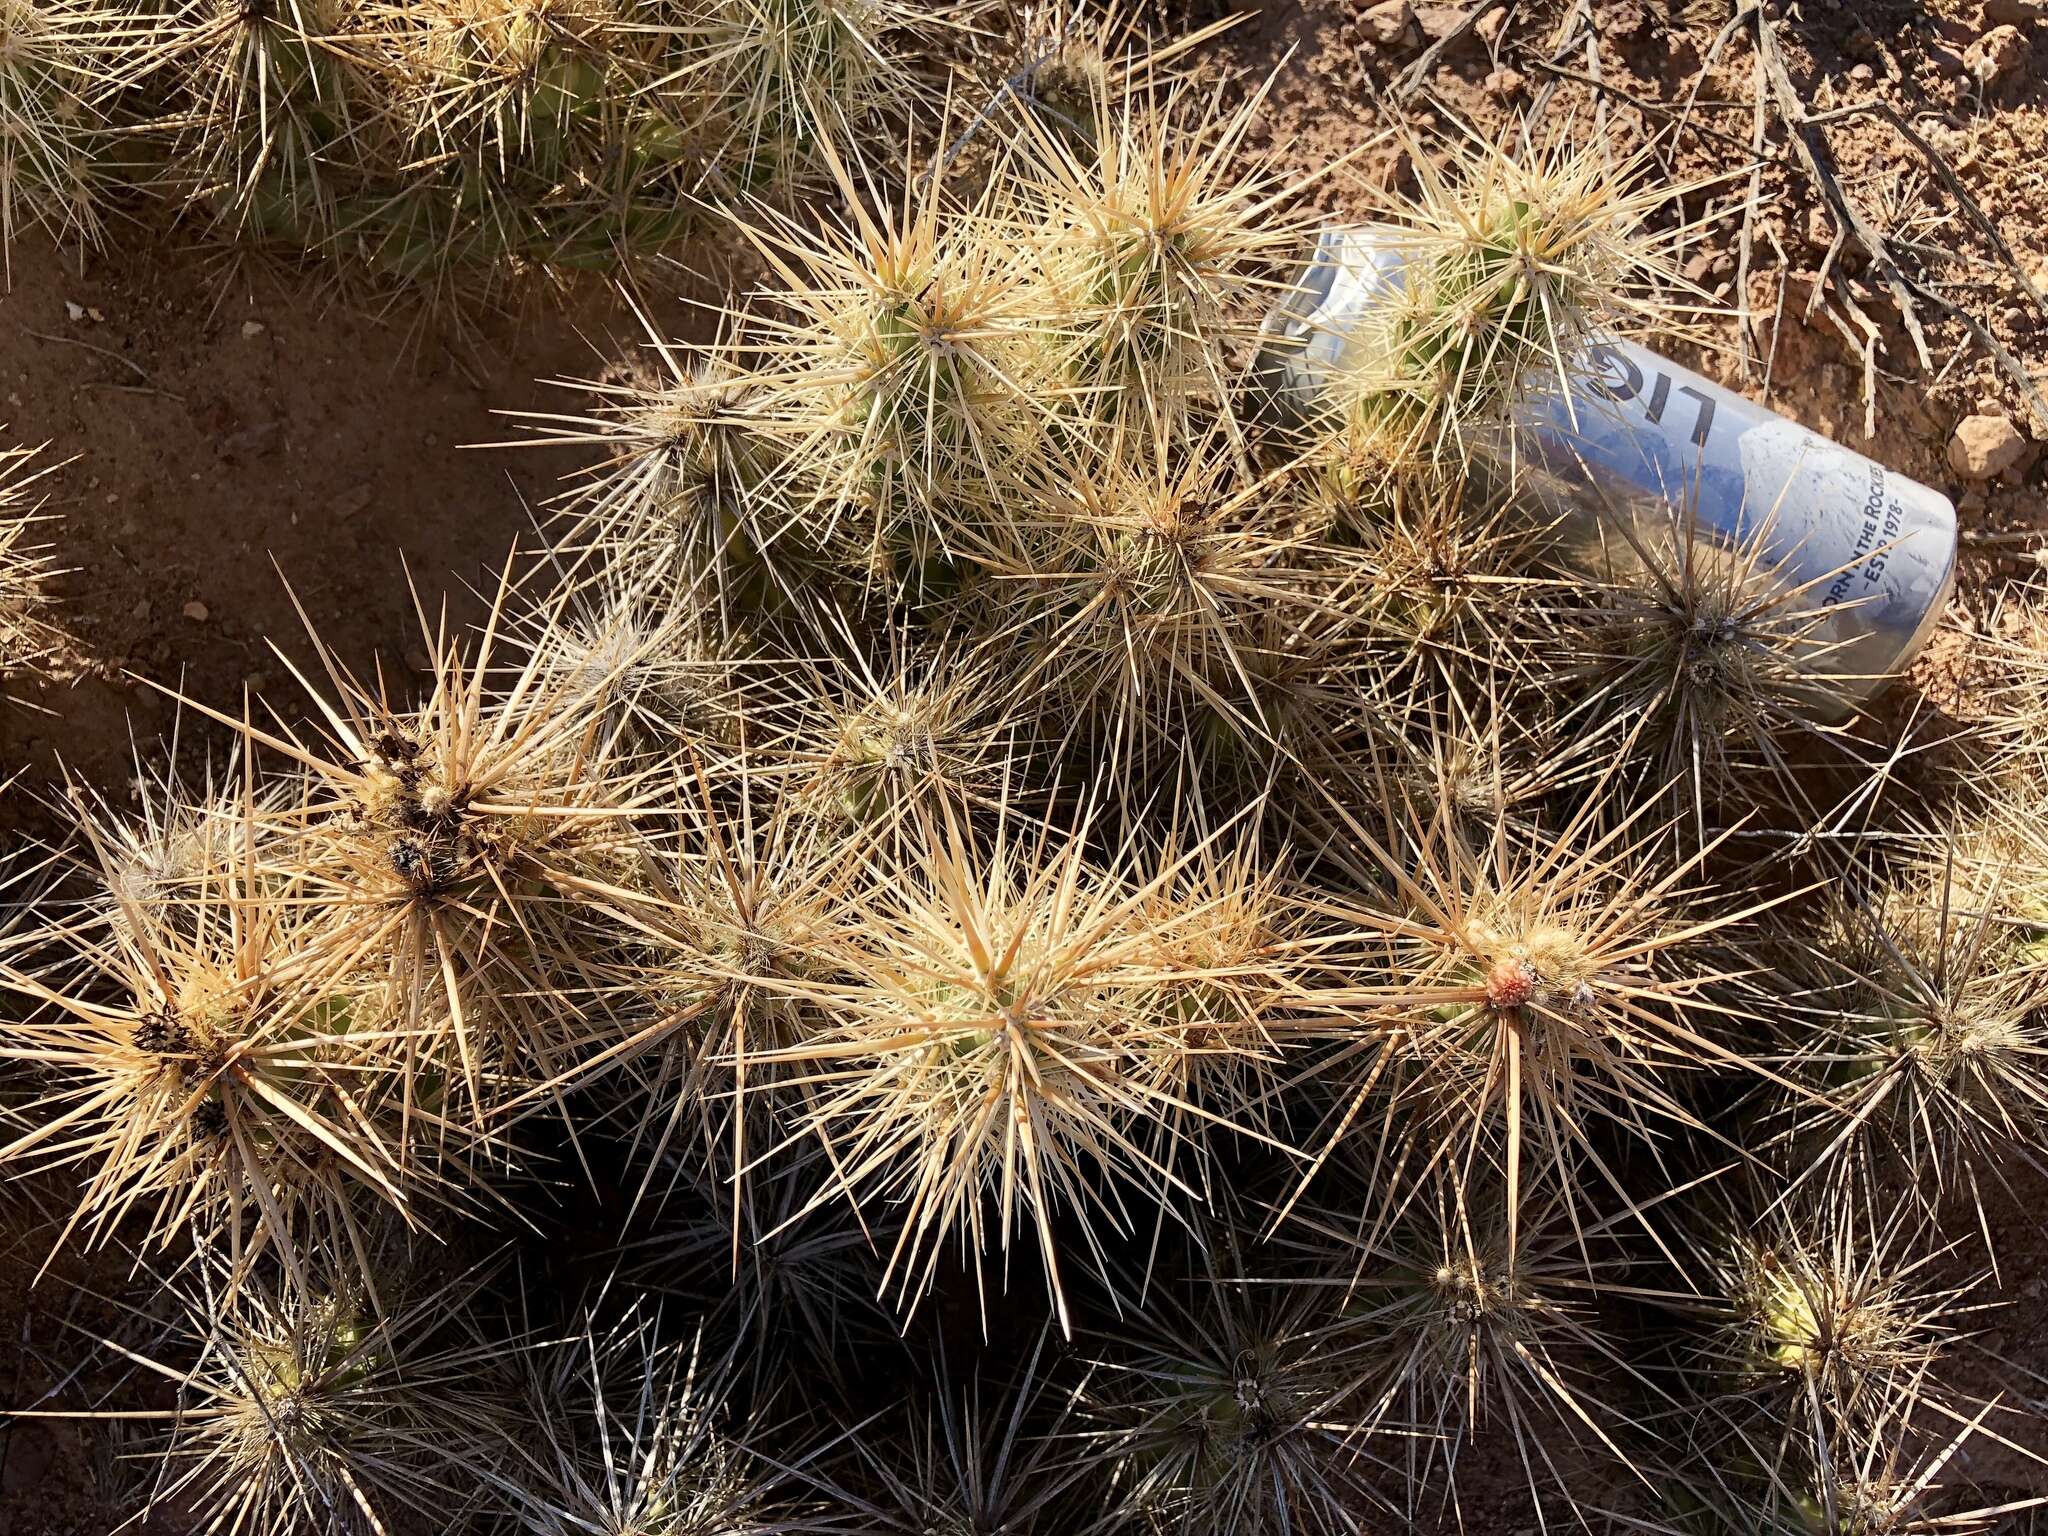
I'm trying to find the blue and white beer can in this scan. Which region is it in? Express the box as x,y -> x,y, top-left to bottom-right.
1260,228 -> 1958,693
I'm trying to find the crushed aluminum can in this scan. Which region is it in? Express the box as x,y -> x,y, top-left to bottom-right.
1258,228 -> 1959,695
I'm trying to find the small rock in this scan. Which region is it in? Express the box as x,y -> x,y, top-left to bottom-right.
240,319 -> 267,339
1361,0 -> 1417,45
1601,0 -> 1649,35
1966,24 -> 2028,85
63,300 -> 83,321
130,598 -> 150,621
1806,205 -> 1836,251
1475,6 -> 1507,45
243,672 -> 269,695
1,1424 -> 53,1495
1484,66 -> 1524,94
404,648 -> 432,673
182,600 -> 210,623
1849,62 -> 1874,84
1414,1 -> 1473,37
1682,249 -> 1733,286
1948,412 -> 2028,479
1984,0 -> 2045,24
220,419 -> 281,458
1929,42 -> 1969,78
330,484 -> 373,520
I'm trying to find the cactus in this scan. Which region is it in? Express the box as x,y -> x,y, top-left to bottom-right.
738,143 -> 1059,598
156,565 -> 656,1151
521,327 -> 792,624
684,0 -> 931,199
1543,491 -> 1874,840
107,0 -> 377,245
351,0 -> 701,291
65,0 -> 972,297
127,1255 -> 516,1536
1344,482 -> 1544,747
1289,762 -> 1775,1246
0,0 -> 107,277
1088,1253 -> 1388,1536
990,2 -> 1243,160
497,1303 -> 806,1536
776,800 -> 1264,1332
519,567 -> 765,750
1673,1192 -> 1988,1527
617,1169 -> 892,1398
1332,131 -> 1698,479
1019,69 -> 1314,435
588,765 -> 849,1204
825,1341 -> 1101,1536
9,19 -> 2038,1536
0,440 -> 58,675
1966,582 -> 2048,780
1766,858 -> 2048,1236
1302,1170 -> 1665,1521
990,427 -> 1323,783
0,772 -> 483,1291
786,626 -> 1014,833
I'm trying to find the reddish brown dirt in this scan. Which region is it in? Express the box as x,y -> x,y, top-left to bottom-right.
0,245 -> 717,824
7,0 -> 2048,1528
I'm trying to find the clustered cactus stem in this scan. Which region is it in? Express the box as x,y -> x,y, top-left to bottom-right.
0,0 -> 974,296
0,0 -> 106,279
0,439 -> 59,679
7,13 -> 2044,1536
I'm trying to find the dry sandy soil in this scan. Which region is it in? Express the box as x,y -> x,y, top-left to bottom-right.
5,0 -> 2048,1530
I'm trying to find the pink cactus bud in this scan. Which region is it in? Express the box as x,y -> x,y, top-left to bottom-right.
1486,955 -> 1537,1010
